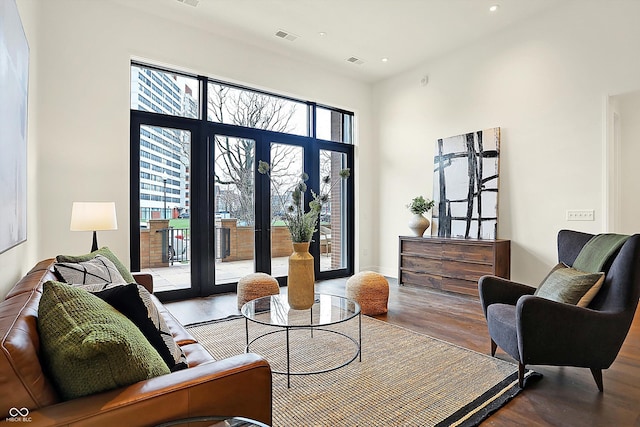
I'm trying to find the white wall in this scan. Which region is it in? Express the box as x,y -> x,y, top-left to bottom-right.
0,0 -> 40,297
372,1 -> 640,283
1,0 -> 374,295
6,0 -> 639,297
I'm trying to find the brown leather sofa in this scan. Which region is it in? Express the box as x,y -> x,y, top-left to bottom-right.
0,259 -> 272,426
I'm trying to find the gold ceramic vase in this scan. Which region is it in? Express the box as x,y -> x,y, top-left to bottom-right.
287,242 -> 315,310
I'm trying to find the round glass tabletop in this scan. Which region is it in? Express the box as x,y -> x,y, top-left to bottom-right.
241,293 -> 360,328
154,416 -> 269,427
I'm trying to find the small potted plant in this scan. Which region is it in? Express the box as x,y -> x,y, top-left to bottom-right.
407,196 -> 435,237
258,160 -> 350,309
257,160 -> 350,243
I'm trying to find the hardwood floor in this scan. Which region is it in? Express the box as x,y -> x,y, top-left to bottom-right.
165,278 -> 640,426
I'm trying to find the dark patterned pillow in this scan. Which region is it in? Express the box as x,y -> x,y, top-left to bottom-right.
54,255 -> 127,286
92,283 -> 188,372
56,247 -> 136,283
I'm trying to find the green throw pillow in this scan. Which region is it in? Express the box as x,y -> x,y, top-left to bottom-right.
56,247 -> 136,284
38,281 -> 170,400
535,263 -> 605,307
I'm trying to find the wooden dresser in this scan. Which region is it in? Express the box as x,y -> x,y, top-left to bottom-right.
398,236 -> 511,297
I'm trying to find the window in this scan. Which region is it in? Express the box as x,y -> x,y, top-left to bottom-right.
316,106 -> 353,143
130,62 -> 354,300
131,64 -> 199,119
133,63 -> 354,144
207,82 -> 309,136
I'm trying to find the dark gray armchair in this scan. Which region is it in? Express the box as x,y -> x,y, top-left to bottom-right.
479,229 -> 640,391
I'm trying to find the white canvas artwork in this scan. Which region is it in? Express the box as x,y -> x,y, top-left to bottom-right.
0,0 -> 29,254
432,128 -> 500,239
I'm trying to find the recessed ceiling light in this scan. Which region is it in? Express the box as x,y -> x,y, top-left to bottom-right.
319,32 -> 327,37
489,4 -> 500,12
381,57 -> 389,63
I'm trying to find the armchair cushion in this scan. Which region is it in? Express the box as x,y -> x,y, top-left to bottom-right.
486,303 -> 519,360
38,281 -> 170,400
535,263 -> 604,307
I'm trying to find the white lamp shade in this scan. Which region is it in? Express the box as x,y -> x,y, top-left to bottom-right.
70,202 -> 118,231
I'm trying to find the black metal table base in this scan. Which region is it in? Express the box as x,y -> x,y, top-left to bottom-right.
244,312 -> 362,388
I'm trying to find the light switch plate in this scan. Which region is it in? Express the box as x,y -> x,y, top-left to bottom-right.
567,209 -> 595,221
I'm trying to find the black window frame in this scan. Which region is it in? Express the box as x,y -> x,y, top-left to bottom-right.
130,62 -> 355,301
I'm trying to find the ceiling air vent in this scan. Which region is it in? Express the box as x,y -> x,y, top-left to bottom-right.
176,0 -> 199,7
346,56 -> 365,65
275,29 -> 299,42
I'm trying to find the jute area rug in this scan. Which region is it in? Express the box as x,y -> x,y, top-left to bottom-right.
186,315 -> 537,427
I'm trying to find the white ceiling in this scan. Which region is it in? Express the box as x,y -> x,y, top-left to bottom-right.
122,0 -> 570,83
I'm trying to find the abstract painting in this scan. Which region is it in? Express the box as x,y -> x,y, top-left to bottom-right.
432,128 -> 501,239
0,0 -> 29,254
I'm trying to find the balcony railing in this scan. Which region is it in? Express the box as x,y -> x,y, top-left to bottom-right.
157,227 -> 190,265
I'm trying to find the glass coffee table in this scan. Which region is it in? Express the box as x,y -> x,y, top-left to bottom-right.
155,416 -> 269,427
241,294 -> 361,388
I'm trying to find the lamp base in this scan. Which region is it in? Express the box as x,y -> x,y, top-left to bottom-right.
91,231 -> 99,252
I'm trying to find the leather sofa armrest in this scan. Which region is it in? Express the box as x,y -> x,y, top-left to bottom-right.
478,275 -> 536,316
26,353 -> 272,427
132,272 -> 154,293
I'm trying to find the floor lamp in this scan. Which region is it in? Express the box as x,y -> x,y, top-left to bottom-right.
70,202 -> 118,252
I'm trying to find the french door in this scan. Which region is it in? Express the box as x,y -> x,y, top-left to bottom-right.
211,131 -> 260,288
130,112 -> 214,300
131,117 -> 354,301
211,127 -> 353,289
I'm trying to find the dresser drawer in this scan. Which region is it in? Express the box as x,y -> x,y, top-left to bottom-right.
401,240 -> 442,257
400,256 -> 442,272
441,277 -> 479,297
442,260 -> 495,281
400,270 -> 441,289
443,243 -> 494,263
